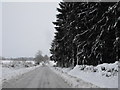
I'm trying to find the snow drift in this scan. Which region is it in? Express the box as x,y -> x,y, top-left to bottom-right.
50,61 -> 118,88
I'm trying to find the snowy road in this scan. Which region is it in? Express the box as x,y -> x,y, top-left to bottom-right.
2,66 -> 70,88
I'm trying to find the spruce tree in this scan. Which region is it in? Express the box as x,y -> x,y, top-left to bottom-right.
50,1 -> 119,67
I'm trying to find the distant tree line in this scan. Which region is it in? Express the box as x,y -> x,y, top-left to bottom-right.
0,56 -> 34,61
1,51 -> 49,65
50,1 -> 120,67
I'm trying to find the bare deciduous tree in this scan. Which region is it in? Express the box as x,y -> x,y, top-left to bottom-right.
34,50 -> 44,65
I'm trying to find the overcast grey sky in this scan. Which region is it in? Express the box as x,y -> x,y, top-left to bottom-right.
2,2 -> 59,58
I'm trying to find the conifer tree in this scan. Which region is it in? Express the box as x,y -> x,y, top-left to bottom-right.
50,1 -> 119,67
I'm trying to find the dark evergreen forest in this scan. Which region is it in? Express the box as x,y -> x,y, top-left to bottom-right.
50,1 -> 120,67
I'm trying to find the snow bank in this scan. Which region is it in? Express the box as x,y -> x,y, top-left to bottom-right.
61,68 -> 72,73
50,61 -> 118,88
68,65 -> 118,88
2,65 -> 41,82
95,61 -> 118,77
53,67 -> 72,73
49,66 -> 98,88
48,61 -> 56,66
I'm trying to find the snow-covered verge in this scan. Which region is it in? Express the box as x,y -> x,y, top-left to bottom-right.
1,60 -> 41,84
49,61 -> 118,88
48,60 -> 57,66
49,66 -> 98,88
2,65 -> 41,81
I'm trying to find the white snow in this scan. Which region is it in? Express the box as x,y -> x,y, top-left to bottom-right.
48,60 -> 56,66
68,64 -> 118,88
1,60 -> 41,83
2,65 -> 40,81
1,60 -> 118,88
2,60 -> 35,68
49,66 -> 98,88
49,61 -> 118,88
118,17 -> 120,20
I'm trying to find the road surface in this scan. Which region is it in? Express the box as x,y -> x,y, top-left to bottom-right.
2,66 -> 70,88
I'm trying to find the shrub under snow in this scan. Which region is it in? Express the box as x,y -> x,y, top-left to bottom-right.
78,61 -> 118,77
2,60 -> 35,69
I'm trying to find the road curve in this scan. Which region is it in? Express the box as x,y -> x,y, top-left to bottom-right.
2,66 -> 70,88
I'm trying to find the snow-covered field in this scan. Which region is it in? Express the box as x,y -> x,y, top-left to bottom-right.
1,60 -> 40,84
49,61 -> 118,88
2,65 -> 41,81
2,60 -> 35,68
